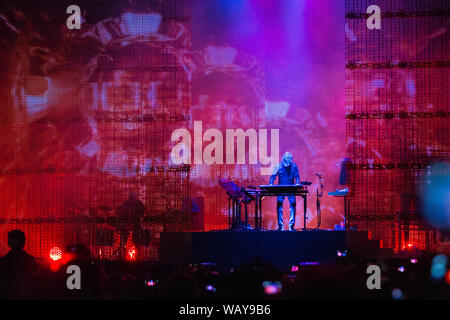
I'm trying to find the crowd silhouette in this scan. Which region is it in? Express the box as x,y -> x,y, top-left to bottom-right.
0,229 -> 449,300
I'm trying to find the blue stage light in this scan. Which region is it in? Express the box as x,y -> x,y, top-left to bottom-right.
421,163 -> 450,229
392,288 -> 403,300
431,254 -> 448,279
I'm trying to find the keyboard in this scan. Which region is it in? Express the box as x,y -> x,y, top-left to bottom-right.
258,184 -> 307,194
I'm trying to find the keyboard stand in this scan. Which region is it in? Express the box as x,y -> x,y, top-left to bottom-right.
328,191 -> 350,229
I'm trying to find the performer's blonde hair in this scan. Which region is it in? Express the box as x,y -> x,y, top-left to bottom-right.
282,152 -> 293,161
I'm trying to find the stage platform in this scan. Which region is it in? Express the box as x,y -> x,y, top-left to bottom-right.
160,230 -> 392,270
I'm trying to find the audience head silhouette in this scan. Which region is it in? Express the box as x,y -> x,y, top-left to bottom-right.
7,229 -> 26,251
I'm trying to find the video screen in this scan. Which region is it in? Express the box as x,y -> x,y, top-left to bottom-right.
0,0 -> 449,307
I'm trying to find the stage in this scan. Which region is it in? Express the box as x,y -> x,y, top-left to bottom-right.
160,230 -> 392,270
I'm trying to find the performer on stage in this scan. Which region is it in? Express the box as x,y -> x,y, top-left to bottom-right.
269,152 -> 300,231
115,191 -> 146,256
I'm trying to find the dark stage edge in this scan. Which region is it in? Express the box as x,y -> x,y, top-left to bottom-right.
160,230 -> 381,270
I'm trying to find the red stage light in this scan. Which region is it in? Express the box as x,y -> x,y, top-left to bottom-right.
127,246 -> 137,261
401,242 -> 414,250
445,270 -> 450,285
262,281 -> 282,295
49,246 -> 62,261
145,280 -> 157,287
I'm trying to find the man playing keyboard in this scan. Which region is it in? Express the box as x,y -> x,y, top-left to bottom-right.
269,152 -> 300,231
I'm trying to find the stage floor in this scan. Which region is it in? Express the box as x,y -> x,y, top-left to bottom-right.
160,230 -> 380,270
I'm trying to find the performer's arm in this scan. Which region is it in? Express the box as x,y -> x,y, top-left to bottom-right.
294,164 -> 300,184
269,164 -> 279,185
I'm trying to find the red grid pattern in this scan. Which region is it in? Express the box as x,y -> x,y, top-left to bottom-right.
345,0 -> 450,254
